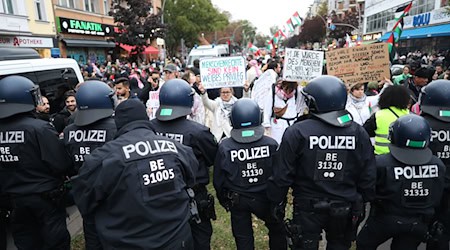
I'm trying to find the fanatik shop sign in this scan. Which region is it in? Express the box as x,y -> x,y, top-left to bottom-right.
0,36 -> 54,48
57,17 -> 114,37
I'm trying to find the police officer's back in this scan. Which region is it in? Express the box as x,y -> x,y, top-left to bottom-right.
0,76 -> 73,249
149,79 -> 217,250
357,114 -> 447,250
214,98 -> 287,250
63,80 -> 117,250
72,99 -> 199,249
267,75 -> 376,250
420,80 -> 450,250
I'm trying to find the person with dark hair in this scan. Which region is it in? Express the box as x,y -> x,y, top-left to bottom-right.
393,65 -> 412,85
363,85 -> 410,155
51,90 -> 77,134
404,67 -> 429,104
114,77 -> 136,105
266,61 -> 281,74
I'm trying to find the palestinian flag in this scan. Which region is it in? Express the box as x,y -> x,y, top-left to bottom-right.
248,42 -> 260,55
286,19 -> 294,32
266,39 -> 273,50
273,31 -> 280,44
279,29 -> 287,39
392,2 -> 412,42
387,1 -> 412,61
291,11 -> 302,27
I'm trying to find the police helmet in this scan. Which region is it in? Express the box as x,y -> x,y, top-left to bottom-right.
388,114 -> 432,165
0,75 -> 42,119
420,79 -> 450,122
156,79 -> 194,121
74,80 -> 115,126
302,75 -> 352,127
230,98 -> 264,143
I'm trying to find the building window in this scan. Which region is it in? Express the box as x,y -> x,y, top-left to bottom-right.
59,0 -> 76,8
1,0 -> 14,14
85,0 -> 97,12
103,0 -> 109,15
35,0 -> 47,21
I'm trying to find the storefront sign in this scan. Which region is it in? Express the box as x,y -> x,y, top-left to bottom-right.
387,7 -> 450,30
363,32 -> 382,41
0,36 -> 54,48
57,17 -> 114,37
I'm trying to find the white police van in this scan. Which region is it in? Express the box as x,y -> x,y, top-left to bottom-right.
186,44 -> 230,67
0,48 -> 83,113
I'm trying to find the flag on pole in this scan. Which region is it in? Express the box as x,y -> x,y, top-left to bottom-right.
248,42 -> 260,55
392,2 -> 413,42
286,19 -> 294,32
386,1 -> 412,61
266,39 -> 273,50
273,31 -> 280,44
278,29 -> 287,39
291,11 -> 302,26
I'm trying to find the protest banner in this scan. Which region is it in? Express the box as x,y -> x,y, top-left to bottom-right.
200,56 -> 246,89
146,90 -> 160,120
326,43 -> 390,84
282,48 -> 324,82
251,70 -> 277,109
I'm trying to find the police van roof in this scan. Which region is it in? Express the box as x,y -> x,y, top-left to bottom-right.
0,48 -> 41,61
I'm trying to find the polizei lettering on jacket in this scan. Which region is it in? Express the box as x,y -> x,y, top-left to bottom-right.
431,130 -> 450,142
68,130 -> 106,142
122,140 -> 178,159
309,136 -> 355,150
394,165 -> 439,180
0,131 -> 25,144
156,132 -> 184,144
230,146 -> 270,162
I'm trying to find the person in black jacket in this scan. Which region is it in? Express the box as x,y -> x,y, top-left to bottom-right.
149,79 -> 217,250
63,80 -> 117,250
214,98 -> 287,250
0,75 -> 73,250
51,90 -> 77,134
357,114 -> 447,250
267,75 -> 376,250
72,99 -> 198,249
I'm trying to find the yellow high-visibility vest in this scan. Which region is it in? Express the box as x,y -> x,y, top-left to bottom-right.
374,107 -> 409,155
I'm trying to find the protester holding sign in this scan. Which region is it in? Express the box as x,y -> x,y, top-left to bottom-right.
198,82 -> 250,142
262,80 -> 306,144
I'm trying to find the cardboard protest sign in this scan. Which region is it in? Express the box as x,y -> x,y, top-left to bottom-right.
283,48 -> 324,82
146,90 -> 160,120
251,70 -> 277,109
326,43 -> 390,84
200,56 -> 246,89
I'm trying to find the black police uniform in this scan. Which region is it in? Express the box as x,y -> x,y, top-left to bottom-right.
424,115 -> 450,250
72,100 -> 199,249
268,116 -> 376,250
64,118 -> 117,173
214,136 -> 287,250
357,153 -> 446,249
63,118 -> 116,250
149,118 -> 218,250
0,114 -> 72,250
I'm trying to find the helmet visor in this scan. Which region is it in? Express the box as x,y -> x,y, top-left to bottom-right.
30,85 -> 43,107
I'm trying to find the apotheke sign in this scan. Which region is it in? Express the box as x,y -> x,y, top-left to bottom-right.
0,36 -> 54,48
58,17 -> 114,36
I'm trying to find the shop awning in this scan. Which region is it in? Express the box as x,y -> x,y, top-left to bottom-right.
380,23 -> 450,41
62,39 -> 116,48
119,44 -> 159,55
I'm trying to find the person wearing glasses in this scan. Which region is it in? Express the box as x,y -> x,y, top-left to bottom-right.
198,82 -> 250,142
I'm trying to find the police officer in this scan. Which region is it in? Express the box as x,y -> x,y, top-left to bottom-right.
0,76 -> 73,249
267,75 -> 376,250
63,80 -> 117,250
214,98 -> 287,250
149,79 -> 217,250
420,80 -> 450,250
357,114 -> 447,250
72,99 -> 198,249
